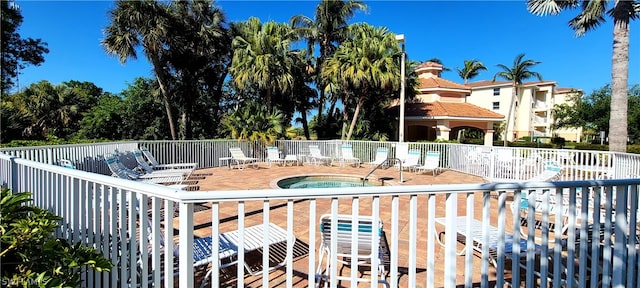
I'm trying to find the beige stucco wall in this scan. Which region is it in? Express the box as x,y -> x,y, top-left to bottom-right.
467,82 -> 564,142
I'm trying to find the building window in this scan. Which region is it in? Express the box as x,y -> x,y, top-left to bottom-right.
493,88 -> 500,96
492,102 -> 499,110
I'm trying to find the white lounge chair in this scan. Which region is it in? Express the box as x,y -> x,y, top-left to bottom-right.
395,149 -> 420,171
104,154 -> 187,186
266,146 -> 297,167
134,150 -> 193,178
308,145 -> 332,166
434,216 -> 541,268
316,214 -> 390,287
191,223 -> 293,287
366,147 -> 389,167
335,144 -> 361,167
414,151 -> 441,175
228,147 -> 259,170
489,161 -> 563,183
140,147 -> 198,170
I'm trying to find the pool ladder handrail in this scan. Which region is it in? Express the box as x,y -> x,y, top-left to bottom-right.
363,158 -> 403,185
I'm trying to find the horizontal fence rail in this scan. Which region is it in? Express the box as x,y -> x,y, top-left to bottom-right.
2,140 -> 640,287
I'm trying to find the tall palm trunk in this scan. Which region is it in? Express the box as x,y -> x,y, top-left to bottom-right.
504,84 -> 517,146
151,57 -> 177,140
609,19 -> 629,152
340,89 -> 350,140
346,96 -> 364,140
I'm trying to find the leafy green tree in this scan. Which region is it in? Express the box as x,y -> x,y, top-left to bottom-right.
5,81 -> 79,140
230,17 -> 297,112
1,1 -> 49,94
493,53 -> 543,146
456,59 -> 487,84
103,0 -> 178,139
162,0 -> 231,139
527,0 -> 639,152
1,188 -> 112,287
77,93 -> 126,140
290,0 -> 367,139
120,77 -> 172,140
553,84 -> 640,143
221,101 -> 285,145
323,23 -> 401,140
290,52 -> 317,140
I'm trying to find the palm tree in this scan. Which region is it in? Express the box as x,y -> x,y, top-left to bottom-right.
493,53 -> 543,146
231,17 -> 297,113
163,0 -> 230,139
13,81 -> 79,139
221,101 -> 284,145
456,59 -> 487,84
102,0 -> 179,139
526,0 -> 638,152
290,0 -> 367,138
323,23 -> 400,140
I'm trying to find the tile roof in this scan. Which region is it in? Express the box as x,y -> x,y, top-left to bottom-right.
419,77 -> 470,91
404,102 -> 504,119
466,80 -> 510,88
556,87 -> 582,93
467,80 -> 557,88
416,61 -> 443,70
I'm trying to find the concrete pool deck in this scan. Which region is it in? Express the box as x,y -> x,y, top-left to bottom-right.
179,162 -> 515,287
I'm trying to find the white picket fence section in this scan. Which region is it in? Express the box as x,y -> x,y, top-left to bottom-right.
2,140 -> 640,287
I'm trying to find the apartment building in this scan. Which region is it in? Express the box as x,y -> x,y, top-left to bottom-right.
401,62 -> 504,145
398,61 -> 582,145
466,81 -> 582,142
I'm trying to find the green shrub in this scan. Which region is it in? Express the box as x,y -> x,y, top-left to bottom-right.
461,138 -> 484,145
0,188 -> 112,287
574,143 -> 609,151
626,145 -> 640,154
551,136 -> 566,148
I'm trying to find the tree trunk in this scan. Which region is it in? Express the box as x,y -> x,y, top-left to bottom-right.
346,96 -> 364,140
300,108 -> 310,140
608,18 -> 629,152
504,84 -> 517,146
150,57 -> 177,140
340,91 -> 349,140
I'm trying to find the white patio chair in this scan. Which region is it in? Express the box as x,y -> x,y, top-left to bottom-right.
228,147 -> 259,170
394,149 -> 420,171
191,223 -> 293,287
365,147 -> 389,167
414,151 -> 441,175
104,154 -> 187,186
335,144 -> 361,167
316,214 -> 390,287
140,147 -> 198,170
266,146 -> 296,167
133,150 -> 193,178
308,145 -> 332,166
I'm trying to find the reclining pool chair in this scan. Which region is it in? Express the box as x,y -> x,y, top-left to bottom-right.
228,147 -> 259,170
316,214 -> 390,287
140,147 -> 198,170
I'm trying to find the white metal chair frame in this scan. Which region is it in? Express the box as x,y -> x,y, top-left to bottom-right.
140,147 -> 198,170
414,151 -> 441,176
228,147 -> 259,170
308,145 -> 332,166
316,214 -> 390,288
336,144 -> 361,168
365,147 -> 389,167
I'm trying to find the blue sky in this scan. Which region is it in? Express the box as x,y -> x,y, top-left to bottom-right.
15,0 -> 640,96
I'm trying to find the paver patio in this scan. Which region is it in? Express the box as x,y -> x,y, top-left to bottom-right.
177,162 -> 520,287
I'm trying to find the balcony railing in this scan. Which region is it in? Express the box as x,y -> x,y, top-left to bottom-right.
2,140 -> 640,287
